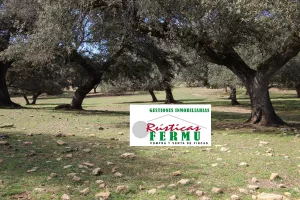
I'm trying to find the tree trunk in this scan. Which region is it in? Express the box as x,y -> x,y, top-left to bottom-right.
296,84 -> 300,98
165,87 -> 176,104
23,94 -> 30,105
149,88 -> 158,102
61,47 -> 124,110
246,77 -> 285,126
70,78 -> 101,109
229,87 -> 240,106
31,92 -> 42,105
0,63 -> 20,108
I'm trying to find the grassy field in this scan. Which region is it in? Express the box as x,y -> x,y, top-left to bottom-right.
0,87 -> 299,200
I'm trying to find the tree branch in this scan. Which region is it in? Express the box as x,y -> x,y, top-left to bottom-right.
69,50 -> 97,78
257,33 -> 300,77
102,45 -> 125,71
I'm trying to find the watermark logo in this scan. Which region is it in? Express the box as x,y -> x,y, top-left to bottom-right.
130,105 -> 211,146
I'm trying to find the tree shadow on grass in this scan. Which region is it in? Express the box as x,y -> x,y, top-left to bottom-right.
173,98 -> 205,102
37,92 -> 74,100
269,95 -> 300,100
212,111 -> 249,122
119,100 -> 165,104
271,100 -> 300,111
52,109 -> 130,117
85,93 -> 139,98
181,100 -> 251,108
0,131 -> 197,199
181,98 -> 300,112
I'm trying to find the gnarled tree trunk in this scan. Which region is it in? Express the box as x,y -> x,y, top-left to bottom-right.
296,84 -> 300,98
31,91 -> 42,105
149,88 -> 158,102
165,87 -> 176,104
246,76 -> 285,126
56,47 -> 124,110
70,78 -> 101,110
0,63 -> 19,108
162,76 -> 176,104
229,87 -> 240,106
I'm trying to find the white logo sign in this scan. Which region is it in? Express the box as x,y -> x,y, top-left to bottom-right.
130,105 -> 211,146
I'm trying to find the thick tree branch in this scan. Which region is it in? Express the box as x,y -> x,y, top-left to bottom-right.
70,45 -> 125,78
102,46 -> 125,70
70,50 -> 97,78
221,47 -> 256,83
257,33 -> 300,77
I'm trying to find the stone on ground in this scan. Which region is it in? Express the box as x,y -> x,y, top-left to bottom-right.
172,170 -> 181,176
169,195 -> 178,200
157,184 -> 165,189
63,165 -> 73,169
177,179 -> 190,185
167,184 -> 176,188
47,173 -> 57,180
95,192 -> 111,199
56,140 -> 67,146
27,167 -> 38,173
231,195 -> 240,200
200,196 -> 212,200
92,168 -> 102,176
107,161 -> 114,165
33,188 -> 45,193
220,147 -> 229,152
0,141 -> 9,145
72,176 -> 81,182
65,154 -> 73,158
251,177 -> 258,183
83,148 -> 91,153
147,188 -> 157,195
257,193 -> 284,200
61,194 -> 71,200
270,173 -> 280,181
260,141 -> 269,145
196,190 -> 204,196
82,162 -> 94,167
239,162 -> 249,167
114,172 -> 123,177
278,184 -> 286,188
80,188 -> 90,195
211,187 -> 223,194
95,180 -> 104,184
239,188 -> 248,194
248,185 -> 260,190
117,185 -> 128,192
67,173 -> 77,177
120,152 -> 137,159
111,167 -> 118,173
139,185 -> 146,190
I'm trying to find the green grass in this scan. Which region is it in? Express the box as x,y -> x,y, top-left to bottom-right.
0,87 -> 300,200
